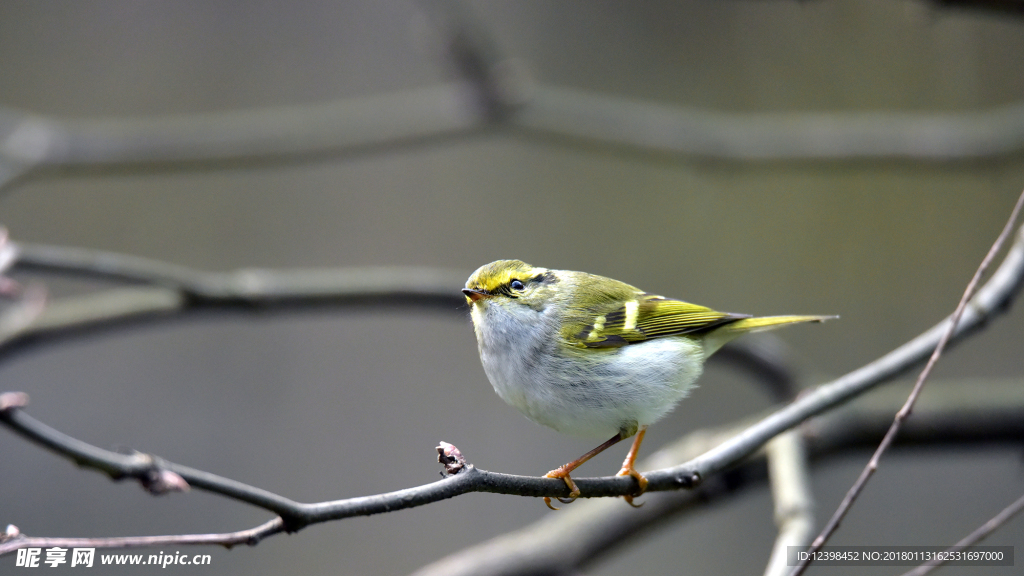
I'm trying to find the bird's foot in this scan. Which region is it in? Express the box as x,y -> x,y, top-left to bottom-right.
616,464 -> 648,508
543,468 -> 580,510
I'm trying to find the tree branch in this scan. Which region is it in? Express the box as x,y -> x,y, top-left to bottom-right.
6,86 -> 1024,188
3,241 -> 819,412
0,230 -> 46,346
0,83 -> 487,174
13,242 -> 468,305
648,221 -> 1024,492
511,87 -> 1024,161
411,378 -> 1024,576
4,376 -> 1024,561
1,220 -> 1022,557
0,518 -> 285,556
0,390 -> 648,530
4,0 -> 1024,191
763,430 -> 815,576
900,491 -> 1024,576
795,190 -> 1024,574
419,0 -> 530,121
5,243 -> 465,358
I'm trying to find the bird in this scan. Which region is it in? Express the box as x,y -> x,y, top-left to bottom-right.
462,259 -> 834,509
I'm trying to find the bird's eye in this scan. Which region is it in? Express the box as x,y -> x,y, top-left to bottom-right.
510,279 -> 525,291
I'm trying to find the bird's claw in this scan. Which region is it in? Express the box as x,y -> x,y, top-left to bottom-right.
616,465 -> 648,507
623,495 -> 644,508
544,469 -> 580,510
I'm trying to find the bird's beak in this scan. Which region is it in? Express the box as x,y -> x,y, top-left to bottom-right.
462,288 -> 490,302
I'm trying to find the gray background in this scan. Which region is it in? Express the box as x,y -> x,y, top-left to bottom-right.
2,1 -> 1023,574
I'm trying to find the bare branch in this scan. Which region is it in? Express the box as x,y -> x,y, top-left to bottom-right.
3,377 -> 1023,561
0,84 -> 487,174
0,518 -> 285,556
13,243 -> 468,304
0,285 -> 46,346
763,430 -> 814,576
0,231 -> 47,346
649,219 -> 1024,491
5,244 -> 465,356
900,492 -> 1024,576
2,0 -> 1022,192
513,87 -> 1024,161
0,219 -> 1022,551
6,86 -> 1024,184
0,393 -> 661,527
4,0 -> 1024,190
419,0 -> 532,120
411,378 -> 1024,576
0,397 -> 308,527
794,191 -> 1024,574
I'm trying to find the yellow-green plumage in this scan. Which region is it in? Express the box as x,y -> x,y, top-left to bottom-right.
463,259 -> 833,507
700,315 -> 835,357
464,259 -> 834,438
543,270 -> 830,357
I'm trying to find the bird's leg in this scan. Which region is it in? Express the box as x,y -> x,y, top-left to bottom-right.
543,432 -> 624,510
616,425 -> 649,507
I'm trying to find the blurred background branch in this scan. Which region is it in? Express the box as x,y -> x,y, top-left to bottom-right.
0,216 -> 1021,566
763,430 -> 814,576
4,0 -> 1024,192
4,78 -> 1024,192
4,242 -> 464,359
2,1 -> 1023,574
655,221 -> 1024,485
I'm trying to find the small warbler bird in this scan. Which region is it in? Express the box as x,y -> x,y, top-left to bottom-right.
463,259 -> 833,509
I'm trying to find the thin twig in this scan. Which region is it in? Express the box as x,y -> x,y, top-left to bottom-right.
1,221 -> 1022,565
0,396 -> 674,530
0,518 -> 285,556
13,243 -> 468,304
900,492 -> 1024,576
410,378 -> 1024,576
0,284 -> 47,347
420,0 -> 531,120
0,83 -> 487,174
656,219 -> 1024,488
4,378 -> 1023,561
0,231 -> 47,345
6,86 -> 1024,180
7,216 -> 1023,433
763,430 -> 815,576
3,0 -> 1022,190
7,246 -> 466,357
1,221 -> 1022,539
793,191 -> 1024,575
513,87 -> 1024,161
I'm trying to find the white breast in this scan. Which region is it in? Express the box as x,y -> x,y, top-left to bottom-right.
473,303 -> 703,438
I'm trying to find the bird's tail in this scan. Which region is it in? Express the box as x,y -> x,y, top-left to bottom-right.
703,315 -> 837,358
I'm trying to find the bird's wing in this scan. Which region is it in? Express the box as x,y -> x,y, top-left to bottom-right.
563,293 -> 749,349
